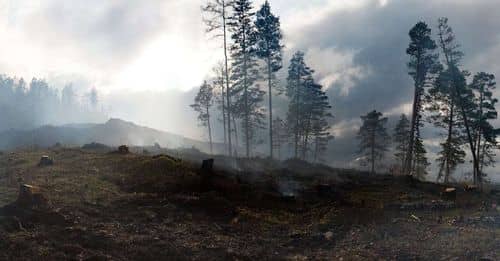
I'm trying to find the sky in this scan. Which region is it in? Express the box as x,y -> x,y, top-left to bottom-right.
0,0 -> 499,177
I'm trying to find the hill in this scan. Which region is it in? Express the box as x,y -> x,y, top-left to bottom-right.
0,118 -> 221,153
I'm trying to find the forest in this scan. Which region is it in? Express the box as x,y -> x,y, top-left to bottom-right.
191,0 -> 498,186
0,76 -> 105,131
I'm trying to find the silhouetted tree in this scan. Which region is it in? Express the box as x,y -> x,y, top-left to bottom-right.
229,0 -> 264,157
286,51 -> 312,158
202,0 -> 234,156
191,81 -> 215,153
358,110 -> 389,174
427,66 -> 466,183
413,131 -> 430,180
255,0 -> 283,159
393,114 -> 410,168
436,17 -> 481,184
470,72 -> 498,179
404,21 -> 438,176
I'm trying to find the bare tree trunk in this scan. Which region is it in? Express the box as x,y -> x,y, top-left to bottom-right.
206,106 -> 213,154
222,1 -> 232,157
267,56 -> 273,159
404,53 -> 422,176
371,127 -> 375,174
444,102 -> 454,183
221,79 -> 227,153
294,77 -> 300,158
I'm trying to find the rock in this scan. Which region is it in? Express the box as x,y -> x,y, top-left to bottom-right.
38,155 -> 54,167
324,231 -> 334,241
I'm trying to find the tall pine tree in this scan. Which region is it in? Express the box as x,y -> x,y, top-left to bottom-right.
229,0 -> 264,157
255,0 -> 283,159
436,17 -> 481,184
286,51 -> 312,158
404,21 -> 438,176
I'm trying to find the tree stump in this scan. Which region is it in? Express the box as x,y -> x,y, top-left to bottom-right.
38,155 -> 54,166
16,184 -> 48,208
118,145 -> 129,154
442,187 -> 457,201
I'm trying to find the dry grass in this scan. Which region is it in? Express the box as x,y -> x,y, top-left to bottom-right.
0,148 -> 498,260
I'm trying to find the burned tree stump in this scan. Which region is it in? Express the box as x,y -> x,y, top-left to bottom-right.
201,159 -> 214,173
118,145 -> 130,154
442,187 -> 457,201
38,155 -> 54,167
16,184 -> 48,208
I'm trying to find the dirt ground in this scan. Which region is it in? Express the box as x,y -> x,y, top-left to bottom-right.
0,147 -> 498,260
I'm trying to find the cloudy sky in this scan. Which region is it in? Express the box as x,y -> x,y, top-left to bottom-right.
0,0 -> 499,176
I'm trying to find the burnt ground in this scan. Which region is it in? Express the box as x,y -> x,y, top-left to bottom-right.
0,148 -> 499,260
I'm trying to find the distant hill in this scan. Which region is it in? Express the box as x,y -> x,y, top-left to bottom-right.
0,118 -> 221,152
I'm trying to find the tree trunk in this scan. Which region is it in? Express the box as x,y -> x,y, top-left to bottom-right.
222,2 -> 232,157
475,88 -> 484,180
221,79 -> 227,153
404,52 -> 422,175
206,106 -> 213,154
267,56 -> 273,159
444,102 -> 454,183
294,76 -> 300,158
371,127 -> 375,174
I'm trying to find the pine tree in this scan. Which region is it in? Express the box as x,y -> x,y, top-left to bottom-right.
427,66 -> 467,183
393,114 -> 410,168
229,0 -> 264,157
413,132 -> 430,180
470,72 -> 498,179
202,0 -> 234,156
357,110 -> 389,174
191,81 -> 215,154
286,51 -> 312,158
255,0 -> 283,159
307,82 -> 333,162
404,21 -> 438,176
436,17 -> 481,184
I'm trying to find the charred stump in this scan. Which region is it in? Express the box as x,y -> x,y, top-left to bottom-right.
16,184 -> 48,208
442,187 -> 457,201
118,145 -> 130,154
38,155 -> 54,167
